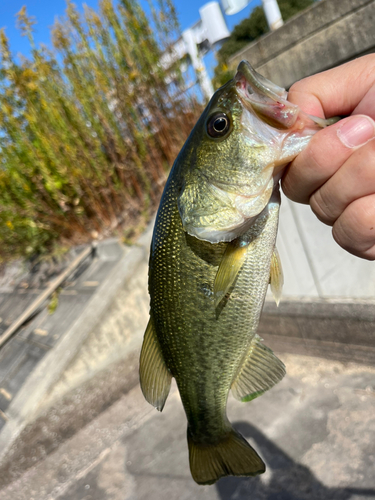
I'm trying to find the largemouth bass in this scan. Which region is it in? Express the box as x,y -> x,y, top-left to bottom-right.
140,61 -> 332,485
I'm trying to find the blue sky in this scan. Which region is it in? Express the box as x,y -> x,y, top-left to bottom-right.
0,0 -> 259,56
0,0 -> 260,90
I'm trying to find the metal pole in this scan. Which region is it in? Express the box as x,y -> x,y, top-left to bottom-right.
262,0 -> 283,30
182,28 -> 214,101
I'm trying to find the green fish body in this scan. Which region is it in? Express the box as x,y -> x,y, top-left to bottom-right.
140,61 -> 329,485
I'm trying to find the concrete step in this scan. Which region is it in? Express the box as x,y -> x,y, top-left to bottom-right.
0,229 -> 152,463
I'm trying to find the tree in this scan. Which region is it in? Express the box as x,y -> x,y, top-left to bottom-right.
213,0 -> 314,88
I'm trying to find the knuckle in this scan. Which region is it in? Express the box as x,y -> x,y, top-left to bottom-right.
310,189 -> 335,226
332,196 -> 375,260
288,81 -> 303,95
303,132 -> 328,173
289,76 -> 315,95
281,169 -> 310,204
357,55 -> 375,85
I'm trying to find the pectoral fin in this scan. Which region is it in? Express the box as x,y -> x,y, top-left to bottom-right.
214,239 -> 249,307
231,334 -> 285,402
270,247 -> 283,306
139,317 -> 172,411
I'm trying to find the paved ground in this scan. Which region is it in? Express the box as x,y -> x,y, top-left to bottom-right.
0,243 -> 126,434
0,352 -> 374,500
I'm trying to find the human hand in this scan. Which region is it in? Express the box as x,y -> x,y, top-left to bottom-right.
282,55 -> 375,260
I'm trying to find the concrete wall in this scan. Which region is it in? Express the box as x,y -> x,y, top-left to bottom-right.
274,196 -> 375,299
229,0 -> 375,88
0,233 -> 152,463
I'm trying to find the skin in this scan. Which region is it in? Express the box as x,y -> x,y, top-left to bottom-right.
282,54 -> 375,260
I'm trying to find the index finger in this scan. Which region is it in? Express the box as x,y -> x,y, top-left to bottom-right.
288,54 -> 375,118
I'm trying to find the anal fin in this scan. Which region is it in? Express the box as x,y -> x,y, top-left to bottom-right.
214,238 -> 249,307
231,334 -> 285,402
139,316 -> 172,411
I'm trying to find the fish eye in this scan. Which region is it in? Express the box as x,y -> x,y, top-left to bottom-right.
206,112 -> 231,138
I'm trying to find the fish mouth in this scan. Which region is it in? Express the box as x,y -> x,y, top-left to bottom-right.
235,61 -> 288,100
234,61 -> 299,130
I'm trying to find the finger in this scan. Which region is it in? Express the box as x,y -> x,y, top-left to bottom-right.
353,82 -> 375,118
282,115 -> 375,203
332,194 -> 375,260
288,54 -> 375,118
310,138 -> 375,225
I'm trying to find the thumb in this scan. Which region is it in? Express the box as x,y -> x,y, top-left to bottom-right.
282,114 -> 375,204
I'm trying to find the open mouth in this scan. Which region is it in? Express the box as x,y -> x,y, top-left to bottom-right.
235,61 -> 288,100
234,61 -> 299,130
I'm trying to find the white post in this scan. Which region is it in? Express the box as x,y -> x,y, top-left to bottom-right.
262,0 -> 283,30
182,28 -> 214,101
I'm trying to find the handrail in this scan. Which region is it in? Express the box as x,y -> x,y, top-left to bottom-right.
0,245 -> 94,349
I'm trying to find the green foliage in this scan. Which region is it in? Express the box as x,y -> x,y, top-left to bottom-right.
278,0 -> 315,20
213,0 -> 314,89
48,288 -> 61,314
218,6 -> 268,63
0,1 -> 201,260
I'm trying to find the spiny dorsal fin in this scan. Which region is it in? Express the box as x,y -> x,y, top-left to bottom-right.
139,317 -> 172,411
231,334 -> 285,402
270,247 -> 283,307
214,239 -> 249,307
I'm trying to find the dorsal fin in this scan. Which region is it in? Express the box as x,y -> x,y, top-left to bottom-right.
231,334 -> 285,402
270,247 -> 283,306
139,317 -> 172,411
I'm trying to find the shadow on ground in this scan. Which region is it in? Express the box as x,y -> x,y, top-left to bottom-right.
216,422 -> 375,500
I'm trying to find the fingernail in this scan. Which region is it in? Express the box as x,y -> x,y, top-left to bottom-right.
337,115 -> 375,148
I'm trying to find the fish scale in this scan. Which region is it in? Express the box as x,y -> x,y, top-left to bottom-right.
149,173 -> 280,453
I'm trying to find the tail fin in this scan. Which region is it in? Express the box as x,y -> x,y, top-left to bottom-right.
187,427 -> 265,485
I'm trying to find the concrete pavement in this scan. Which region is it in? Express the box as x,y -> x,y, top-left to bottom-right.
0,231 -> 151,463
0,352 -> 374,500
